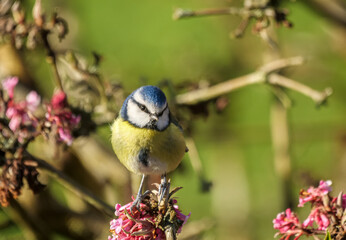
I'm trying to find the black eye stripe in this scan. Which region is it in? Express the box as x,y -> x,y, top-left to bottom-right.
157,105 -> 168,117
131,98 -> 150,113
131,97 -> 168,116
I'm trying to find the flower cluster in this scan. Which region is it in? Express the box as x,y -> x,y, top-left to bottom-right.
273,208 -> 300,235
108,189 -> 190,240
1,77 -> 80,146
273,180 -> 346,240
298,180 -> 332,207
0,76 -> 81,206
109,202 -> 166,240
44,90 -> 81,145
2,77 -> 40,143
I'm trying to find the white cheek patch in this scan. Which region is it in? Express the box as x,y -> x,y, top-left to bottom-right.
157,108 -> 169,131
127,100 -> 150,127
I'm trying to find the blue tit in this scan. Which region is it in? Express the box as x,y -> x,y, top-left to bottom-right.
111,85 -> 187,207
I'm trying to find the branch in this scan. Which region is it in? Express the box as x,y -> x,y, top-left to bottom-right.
5,199 -> 50,240
165,226 -> 176,240
175,72 -> 263,105
268,74 -> 333,105
270,98 -> 294,208
41,30 -> 64,91
27,153 -> 114,217
304,0 -> 346,28
175,56 -> 320,105
173,7 -> 270,20
258,56 -> 305,73
185,137 -> 212,192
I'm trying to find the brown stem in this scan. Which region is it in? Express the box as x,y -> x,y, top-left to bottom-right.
175,56 -> 330,105
40,29 -> 64,91
232,17 -> 251,38
270,98 -> 293,209
268,74 -> 333,105
165,226 -> 176,240
304,0 -> 346,28
27,153 -> 114,217
173,7 -> 265,20
5,199 -> 51,240
175,71 -> 264,105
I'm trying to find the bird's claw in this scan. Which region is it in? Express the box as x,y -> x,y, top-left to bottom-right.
130,195 -> 141,214
130,190 -> 151,214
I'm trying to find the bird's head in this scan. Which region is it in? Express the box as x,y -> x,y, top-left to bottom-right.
120,86 -> 170,131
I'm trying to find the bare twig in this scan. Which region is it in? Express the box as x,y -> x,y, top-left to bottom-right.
175,71 -> 263,105
258,56 -> 304,73
270,98 -> 293,208
27,153 -> 114,217
268,74 -> 333,105
185,137 -> 212,192
232,17 -> 251,38
185,137 -> 203,177
41,30 -> 64,91
263,13 -> 294,211
4,200 -> 50,240
173,7 -> 270,20
304,0 -> 346,28
175,56 -> 332,106
165,226 -> 176,240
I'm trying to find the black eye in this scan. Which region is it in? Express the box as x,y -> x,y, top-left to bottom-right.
139,104 -> 147,111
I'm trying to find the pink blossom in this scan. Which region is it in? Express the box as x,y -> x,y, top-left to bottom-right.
173,204 -> 191,233
7,112 -> 22,131
115,203 -> 122,217
26,91 -> 41,111
302,208 -> 330,230
342,194 -> 346,208
51,90 -> 67,109
108,199 -> 190,240
2,77 -> 18,98
109,201 -> 165,240
58,128 -> 73,145
44,91 -> 80,145
298,180 -> 332,207
273,208 -> 300,234
5,91 -> 40,132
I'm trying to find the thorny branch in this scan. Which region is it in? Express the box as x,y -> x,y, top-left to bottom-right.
175,56 -> 332,106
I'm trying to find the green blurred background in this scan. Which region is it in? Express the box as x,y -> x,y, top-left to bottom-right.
1,0 -> 346,239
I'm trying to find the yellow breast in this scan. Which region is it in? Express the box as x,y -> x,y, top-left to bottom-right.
111,118 -> 186,175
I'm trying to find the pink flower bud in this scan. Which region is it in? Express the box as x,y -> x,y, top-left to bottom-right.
51,90 -> 67,109
26,91 -> 41,112
2,77 -> 18,99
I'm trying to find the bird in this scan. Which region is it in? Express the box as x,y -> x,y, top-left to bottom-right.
111,85 -> 187,209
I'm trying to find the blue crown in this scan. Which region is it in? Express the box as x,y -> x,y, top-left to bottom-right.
120,86 -> 167,119
138,86 -> 166,107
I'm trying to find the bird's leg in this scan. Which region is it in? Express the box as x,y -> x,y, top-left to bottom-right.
131,174 -> 146,212
158,173 -> 169,204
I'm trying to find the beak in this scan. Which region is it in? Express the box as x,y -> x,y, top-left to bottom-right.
151,115 -> 158,122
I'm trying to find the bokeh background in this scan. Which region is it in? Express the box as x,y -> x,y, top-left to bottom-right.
0,0 -> 346,239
